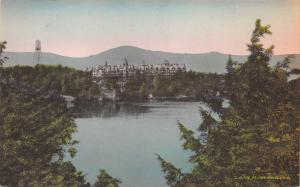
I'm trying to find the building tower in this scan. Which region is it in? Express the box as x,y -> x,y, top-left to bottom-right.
35,40 -> 42,64
124,58 -> 129,78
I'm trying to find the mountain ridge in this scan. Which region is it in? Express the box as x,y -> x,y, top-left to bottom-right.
3,46 -> 300,73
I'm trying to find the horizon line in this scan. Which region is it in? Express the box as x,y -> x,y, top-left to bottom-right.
4,45 -> 300,58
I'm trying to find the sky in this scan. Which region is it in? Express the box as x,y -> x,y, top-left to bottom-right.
0,0 -> 299,57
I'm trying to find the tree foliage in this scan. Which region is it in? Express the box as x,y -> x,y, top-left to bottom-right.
120,70 -> 223,101
0,43 -> 92,187
0,41 -> 8,67
157,19 -> 299,187
0,82 -> 90,186
1,64 -> 100,99
93,169 -> 121,187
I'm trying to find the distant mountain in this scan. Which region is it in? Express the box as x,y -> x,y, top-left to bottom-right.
3,46 -> 300,73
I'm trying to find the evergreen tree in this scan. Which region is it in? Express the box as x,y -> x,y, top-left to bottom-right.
224,55 -> 237,101
0,41 -> 8,67
139,82 -> 147,99
157,19 -> 299,187
0,83 -> 90,186
0,83 -> 91,186
93,169 -> 121,187
0,43 -> 91,186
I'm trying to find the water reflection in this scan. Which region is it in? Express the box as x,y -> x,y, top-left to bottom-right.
72,101 -> 201,187
70,101 -> 151,118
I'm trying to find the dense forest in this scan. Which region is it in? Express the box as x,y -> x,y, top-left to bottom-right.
1,64 -> 100,98
0,43 -> 120,186
119,71 -> 223,101
157,19 -> 300,187
0,63 -> 223,102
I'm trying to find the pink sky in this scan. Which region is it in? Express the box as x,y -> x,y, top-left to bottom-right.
1,0 -> 300,57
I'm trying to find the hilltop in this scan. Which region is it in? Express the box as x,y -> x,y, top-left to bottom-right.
4,46 -> 300,73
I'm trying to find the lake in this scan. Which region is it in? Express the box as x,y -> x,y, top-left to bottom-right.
71,101 -> 202,187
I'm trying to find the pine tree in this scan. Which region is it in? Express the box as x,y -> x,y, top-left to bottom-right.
0,46 -> 90,186
93,170 -> 121,187
157,19 -> 299,187
0,83 -> 88,186
224,55 -> 237,101
0,41 -> 8,67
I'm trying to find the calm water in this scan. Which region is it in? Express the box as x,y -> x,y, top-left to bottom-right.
71,101 -> 202,187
